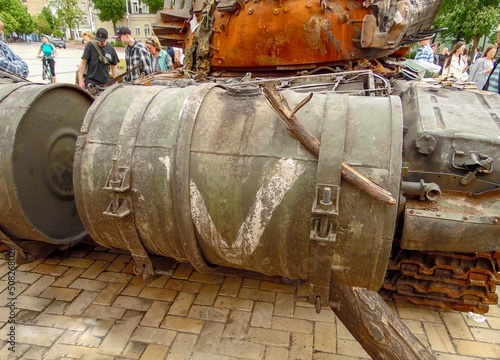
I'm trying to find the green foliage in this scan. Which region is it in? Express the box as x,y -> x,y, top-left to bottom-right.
0,12 -> 19,34
93,0 -> 125,30
110,39 -> 125,47
142,0 -> 165,12
0,0 -> 34,34
40,7 -> 56,34
53,29 -> 64,37
434,0 -> 500,48
48,0 -> 84,36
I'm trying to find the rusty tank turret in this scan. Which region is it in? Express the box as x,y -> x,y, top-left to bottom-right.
154,0 -> 442,74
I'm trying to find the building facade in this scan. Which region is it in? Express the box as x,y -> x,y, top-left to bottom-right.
20,0 -> 47,15
76,0 -> 155,43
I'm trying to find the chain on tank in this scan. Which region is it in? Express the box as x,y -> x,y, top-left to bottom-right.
380,249 -> 500,314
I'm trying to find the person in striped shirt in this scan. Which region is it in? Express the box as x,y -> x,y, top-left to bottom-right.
486,64 -> 500,94
114,26 -> 153,82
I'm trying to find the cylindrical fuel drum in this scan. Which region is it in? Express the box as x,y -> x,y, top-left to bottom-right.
74,83 -> 402,290
0,83 -> 93,245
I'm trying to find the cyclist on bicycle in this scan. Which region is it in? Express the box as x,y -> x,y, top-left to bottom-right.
37,34 -> 58,82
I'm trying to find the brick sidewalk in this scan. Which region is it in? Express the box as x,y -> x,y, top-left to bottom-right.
0,244 -> 499,359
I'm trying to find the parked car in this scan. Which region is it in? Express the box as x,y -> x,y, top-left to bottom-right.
49,36 -> 66,49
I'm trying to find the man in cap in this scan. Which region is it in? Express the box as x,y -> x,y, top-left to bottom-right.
78,27 -> 119,89
114,26 -> 153,82
0,18 -> 29,78
415,36 -> 435,64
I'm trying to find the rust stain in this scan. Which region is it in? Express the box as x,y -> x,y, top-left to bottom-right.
303,16 -> 333,55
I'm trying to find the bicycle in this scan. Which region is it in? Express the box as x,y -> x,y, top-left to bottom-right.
37,56 -> 54,83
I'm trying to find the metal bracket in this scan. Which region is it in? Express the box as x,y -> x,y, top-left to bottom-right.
103,158 -> 130,192
103,198 -> 131,218
309,184 -> 340,313
103,159 -> 132,218
102,158 -> 154,280
310,185 -> 339,242
452,151 -> 493,186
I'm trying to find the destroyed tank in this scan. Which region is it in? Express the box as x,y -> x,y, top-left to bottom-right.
151,0 -> 499,314
0,0 -> 499,358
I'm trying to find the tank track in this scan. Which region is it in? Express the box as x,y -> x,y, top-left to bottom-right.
380,249 -> 500,314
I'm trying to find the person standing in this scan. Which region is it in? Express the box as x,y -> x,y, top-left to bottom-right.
415,37 -> 435,63
114,27 -> 153,82
472,47 -> 483,63
145,37 -> 172,72
486,64 -> 500,94
81,31 -> 94,45
37,34 -> 58,82
437,47 -> 449,75
467,45 -> 497,90
78,28 -> 119,89
431,43 -> 439,65
0,19 -> 29,78
442,41 -> 468,80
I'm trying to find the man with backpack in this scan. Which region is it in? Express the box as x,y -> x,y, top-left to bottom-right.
78,28 -> 119,89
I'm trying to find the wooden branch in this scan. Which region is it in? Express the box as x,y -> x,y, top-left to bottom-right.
262,83 -> 396,206
330,281 -> 436,360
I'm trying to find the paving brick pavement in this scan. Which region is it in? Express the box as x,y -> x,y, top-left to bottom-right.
0,244 -> 499,360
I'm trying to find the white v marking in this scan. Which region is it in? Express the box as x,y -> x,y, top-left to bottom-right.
190,158 -> 306,265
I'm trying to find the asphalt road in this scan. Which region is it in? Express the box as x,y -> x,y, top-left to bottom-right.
7,41 -> 125,85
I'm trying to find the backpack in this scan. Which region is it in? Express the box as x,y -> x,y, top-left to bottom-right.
90,41 -> 110,71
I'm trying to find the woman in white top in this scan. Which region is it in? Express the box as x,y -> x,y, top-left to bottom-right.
467,45 -> 497,90
442,41 -> 468,80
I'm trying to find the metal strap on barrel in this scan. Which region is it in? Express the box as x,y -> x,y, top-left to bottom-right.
102,86 -> 164,279
309,94 -> 349,312
173,84 -> 218,274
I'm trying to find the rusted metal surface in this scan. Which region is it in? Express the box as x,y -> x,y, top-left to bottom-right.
0,83 -> 93,246
154,0 -> 442,72
381,249 -> 500,314
73,78 -> 401,289
401,191 -> 500,252
152,1 -> 192,47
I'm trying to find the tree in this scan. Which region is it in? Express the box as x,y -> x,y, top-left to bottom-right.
0,0 -> 34,34
433,0 -> 500,50
0,11 -> 19,34
48,0 -> 84,38
39,6 -> 57,34
93,0 -> 125,32
142,0 -> 165,12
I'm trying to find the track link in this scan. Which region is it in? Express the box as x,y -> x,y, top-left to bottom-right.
380,249 -> 500,314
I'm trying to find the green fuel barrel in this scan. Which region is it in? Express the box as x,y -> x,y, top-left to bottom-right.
74,83 -> 402,291
0,83 -> 93,248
